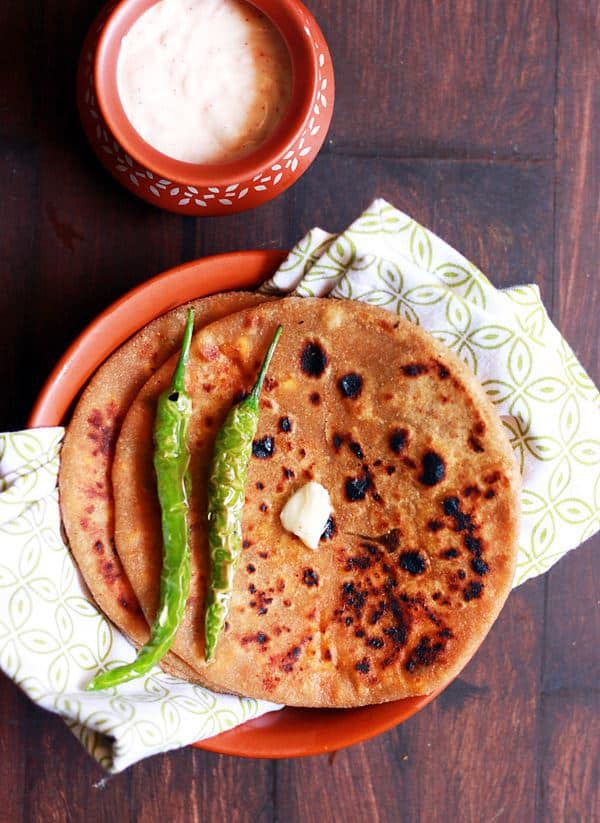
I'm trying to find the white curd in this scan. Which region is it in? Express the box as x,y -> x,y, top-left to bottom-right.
117,0 -> 292,164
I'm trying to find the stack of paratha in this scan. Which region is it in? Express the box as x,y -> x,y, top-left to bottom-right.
59,294 -> 520,707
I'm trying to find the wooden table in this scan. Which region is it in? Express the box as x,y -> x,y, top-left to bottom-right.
1,1 -> 598,820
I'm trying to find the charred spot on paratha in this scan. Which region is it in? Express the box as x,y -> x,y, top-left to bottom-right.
241,632 -> 269,646
398,551 -> 427,575
389,428 -> 409,454
443,496 -> 475,532
278,416 -> 292,432
338,373 -> 363,398
359,529 -> 401,553
463,581 -> 484,601
249,588 -> 273,615
367,637 -> 384,649
346,552 -> 374,571
464,534 -> 482,555
320,516 -> 336,541
401,363 -> 428,377
278,640 -> 309,674
471,557 -> 490,576
405,636 -> 445,672
102,560 -> 118,584
252,436 -> 275,459
309,392 -> 321,406
300,341 -> 328,377
468,434 -> 485,453
418,451 -> 446,486
345,472 -> 372,501
340,581 -> 368,617
302,568 -> 319,587
86,407 -> 118,458
348,440 -> 364,459
427,519 -> 444,532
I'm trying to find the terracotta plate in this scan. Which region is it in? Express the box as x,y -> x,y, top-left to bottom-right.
29,250 -> 444,758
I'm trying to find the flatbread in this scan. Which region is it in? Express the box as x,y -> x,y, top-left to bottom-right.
58,291 -> 269,682
113,297 -> 520,706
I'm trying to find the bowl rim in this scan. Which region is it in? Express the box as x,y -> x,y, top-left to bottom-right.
28,249 -> 454,759
94,0 -> 323,186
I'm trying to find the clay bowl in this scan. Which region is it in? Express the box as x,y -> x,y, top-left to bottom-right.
76,0 -> 334,215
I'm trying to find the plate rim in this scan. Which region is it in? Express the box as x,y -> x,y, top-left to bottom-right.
29,250 -> 447,759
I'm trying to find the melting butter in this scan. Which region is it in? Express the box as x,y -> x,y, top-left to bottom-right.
280,481 -> 332,550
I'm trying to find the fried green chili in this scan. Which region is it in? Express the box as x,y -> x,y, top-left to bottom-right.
87,309 -> 195,690
204,325 -> 283,661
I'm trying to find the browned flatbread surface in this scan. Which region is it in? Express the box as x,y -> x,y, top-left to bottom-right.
113,297 -> 520,707
58,291 -> 269,682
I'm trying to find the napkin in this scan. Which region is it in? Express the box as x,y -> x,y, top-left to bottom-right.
1,199 -> 598,772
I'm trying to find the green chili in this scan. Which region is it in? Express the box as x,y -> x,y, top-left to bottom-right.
204,325 -> 283,662
87,309 -> 195,690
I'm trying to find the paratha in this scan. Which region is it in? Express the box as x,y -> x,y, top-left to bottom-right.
58,291 -> 268,682
113,297 -> 520,706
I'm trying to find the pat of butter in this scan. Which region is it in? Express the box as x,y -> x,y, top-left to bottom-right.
280,482 -> 332,550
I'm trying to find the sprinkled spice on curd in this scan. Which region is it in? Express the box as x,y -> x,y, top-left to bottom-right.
117,0 -> 293,164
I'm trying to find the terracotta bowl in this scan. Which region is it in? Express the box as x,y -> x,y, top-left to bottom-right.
77,0 -> 334,215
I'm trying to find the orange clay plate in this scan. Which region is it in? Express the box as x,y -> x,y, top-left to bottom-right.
29,250 -> 448,758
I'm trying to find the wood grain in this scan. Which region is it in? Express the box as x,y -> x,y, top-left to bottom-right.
0,144 -> 39,429
0,678 -> 29,823
0,1 -> 37,139
316,0 -> 557,159
0,0 -> 598,820
539,692 -> 599,823
538,2 -> 600,820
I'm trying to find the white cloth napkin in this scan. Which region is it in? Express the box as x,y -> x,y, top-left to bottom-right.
1,199 -> 598,772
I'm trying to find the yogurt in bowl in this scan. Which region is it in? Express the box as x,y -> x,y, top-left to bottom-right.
78,0 -> 334,215
117,0 -> 293,164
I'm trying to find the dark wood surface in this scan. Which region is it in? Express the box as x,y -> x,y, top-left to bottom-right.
1,1 -> 598,821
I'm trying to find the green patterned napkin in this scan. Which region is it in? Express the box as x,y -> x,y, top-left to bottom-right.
261,199 -> 600,584
0,428 -> 280,772
1,199 -> 598,772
